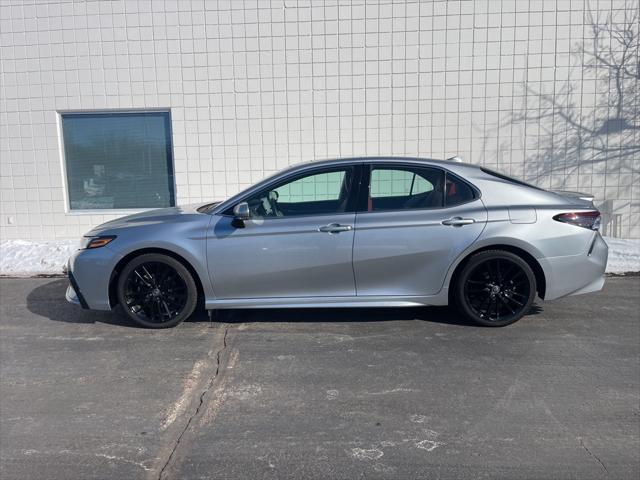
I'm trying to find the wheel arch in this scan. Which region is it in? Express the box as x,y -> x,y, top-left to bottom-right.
108,247 -> 205,308
447,244 -> 547,302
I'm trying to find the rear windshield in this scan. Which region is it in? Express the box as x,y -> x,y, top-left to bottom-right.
480,168 -> 545,191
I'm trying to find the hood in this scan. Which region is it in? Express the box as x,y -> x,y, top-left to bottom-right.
86,203 -> 212,235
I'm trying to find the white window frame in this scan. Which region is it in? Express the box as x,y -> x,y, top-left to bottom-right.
56,108 -> 177,215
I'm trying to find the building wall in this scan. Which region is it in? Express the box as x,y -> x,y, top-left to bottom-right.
1,0 -> 638,240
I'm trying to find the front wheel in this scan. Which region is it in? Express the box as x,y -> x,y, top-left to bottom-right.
455,250 -> 536,327
117,254 -> 198,328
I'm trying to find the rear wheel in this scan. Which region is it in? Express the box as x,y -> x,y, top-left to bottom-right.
455,250 -> 536,327
117,254 -> 198,328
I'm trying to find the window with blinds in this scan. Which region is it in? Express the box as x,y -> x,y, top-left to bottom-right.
61,111 -> 175,210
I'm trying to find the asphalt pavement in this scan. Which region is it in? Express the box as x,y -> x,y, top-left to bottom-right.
1,276 -> 638,479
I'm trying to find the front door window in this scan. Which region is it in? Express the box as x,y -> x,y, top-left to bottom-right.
243,167 -> 354,218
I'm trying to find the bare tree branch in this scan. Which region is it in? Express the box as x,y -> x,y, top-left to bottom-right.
504,0 -> 639,186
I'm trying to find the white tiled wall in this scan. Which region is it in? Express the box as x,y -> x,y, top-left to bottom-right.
1,0 -> 638,240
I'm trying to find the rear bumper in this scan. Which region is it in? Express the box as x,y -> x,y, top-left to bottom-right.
567,275 -> 606,297
539,232 -> 608,300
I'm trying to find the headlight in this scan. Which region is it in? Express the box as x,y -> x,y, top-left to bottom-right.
80,235 -> 116,249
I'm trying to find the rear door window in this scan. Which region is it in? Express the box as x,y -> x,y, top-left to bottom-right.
367,166 -> 445,211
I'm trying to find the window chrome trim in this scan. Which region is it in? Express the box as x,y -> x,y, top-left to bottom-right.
210,158 -> 482,216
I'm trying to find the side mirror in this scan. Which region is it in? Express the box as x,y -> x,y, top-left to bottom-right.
233,202 -> 250,220
232,202 -> 250,227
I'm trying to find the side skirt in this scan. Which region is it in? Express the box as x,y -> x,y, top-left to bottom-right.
204,290 -> 449,310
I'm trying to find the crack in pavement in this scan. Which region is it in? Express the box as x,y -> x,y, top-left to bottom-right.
579,438 -> 608,474
155,326 -> 230,480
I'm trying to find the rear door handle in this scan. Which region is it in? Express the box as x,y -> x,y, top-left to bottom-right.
442,217 -> 475,226
318,223 -> 353,233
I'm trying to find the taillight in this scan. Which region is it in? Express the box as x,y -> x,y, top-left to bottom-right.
553,211 -> 601,230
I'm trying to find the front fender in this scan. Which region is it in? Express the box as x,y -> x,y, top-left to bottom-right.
98,215 -> 216,306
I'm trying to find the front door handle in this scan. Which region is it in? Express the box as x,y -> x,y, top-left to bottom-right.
442,217 -> 475,226
318,223 -> 353,233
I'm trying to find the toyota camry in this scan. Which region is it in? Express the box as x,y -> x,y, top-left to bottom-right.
66,157 -> 608,328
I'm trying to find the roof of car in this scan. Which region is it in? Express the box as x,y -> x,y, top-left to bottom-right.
284,156 -> 482,172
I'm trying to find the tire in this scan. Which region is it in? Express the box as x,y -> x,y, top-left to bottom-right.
455,250 -> 536,327
117,253 -> 198,328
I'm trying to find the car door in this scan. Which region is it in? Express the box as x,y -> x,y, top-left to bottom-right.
207,165 -> 359,299
353,163 -> 487,296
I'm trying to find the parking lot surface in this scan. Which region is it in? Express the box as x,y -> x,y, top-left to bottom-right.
1,276 -> 638,479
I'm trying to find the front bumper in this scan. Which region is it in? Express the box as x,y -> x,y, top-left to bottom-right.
65,284 -> 80,306
65,246 -> 123,311
66,269 -> 89,309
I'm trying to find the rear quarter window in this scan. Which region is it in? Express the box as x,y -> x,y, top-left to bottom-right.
444,173 -> 477,207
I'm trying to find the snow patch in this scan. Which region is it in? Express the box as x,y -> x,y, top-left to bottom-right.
326,389 -> 339,400
0,239 -> 77,276
350,448 -> 384,460
0,236 -> 638,276
602,236 -> 640,274
415,439 -> 444,451
227,384 -> 262,400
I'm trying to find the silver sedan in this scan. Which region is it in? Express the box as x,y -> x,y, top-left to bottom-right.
66,157 -> 608,328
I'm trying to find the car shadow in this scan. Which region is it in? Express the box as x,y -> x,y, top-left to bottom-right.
215,303 -> 543,327
26,278 -> 136,328
213,306 -> 478,326
26,278 -> 542,328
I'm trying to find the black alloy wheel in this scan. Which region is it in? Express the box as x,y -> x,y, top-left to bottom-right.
117,254 -> 198,328
456,250 -> 536,327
